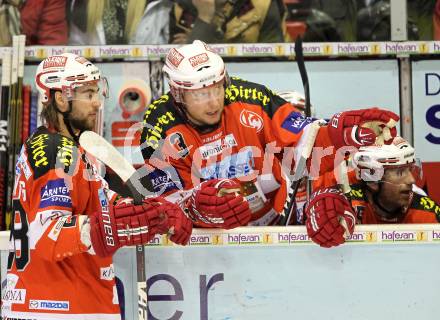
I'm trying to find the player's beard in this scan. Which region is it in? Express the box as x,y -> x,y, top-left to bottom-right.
68,114 -> 95,132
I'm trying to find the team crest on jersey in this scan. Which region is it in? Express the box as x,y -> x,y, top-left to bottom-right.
40,179 -> 72,209
239,110 -> 264,133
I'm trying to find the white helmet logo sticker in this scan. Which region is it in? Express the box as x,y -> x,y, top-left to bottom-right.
189,53 -> 209,68
43,56 -> 67,69
167,48 -> 184,68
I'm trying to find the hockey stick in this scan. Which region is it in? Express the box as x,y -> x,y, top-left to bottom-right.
5,37 -> 19,230
15,35 -> 25,151
0,50 -> 11,229
335,160 -> 351,196
79,130 -> 149,320
279,36 -> 317,226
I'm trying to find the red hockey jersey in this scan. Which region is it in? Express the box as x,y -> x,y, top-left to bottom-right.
140,77 -> 336,225
350,184 -> 440,224
2,127 -> 121,319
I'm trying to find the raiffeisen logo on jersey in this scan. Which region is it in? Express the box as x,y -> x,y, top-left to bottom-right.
200,147 -> 254,179
29,299 -> 70,311
199,134 -> 238,159
40,178 -> 72,208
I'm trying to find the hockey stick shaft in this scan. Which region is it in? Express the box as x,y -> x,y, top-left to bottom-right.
281,120 -> 322,225
0,50 -> 12,230
79,130 -> 148,320
5,37 -> 19,230
280,36 -> 314,225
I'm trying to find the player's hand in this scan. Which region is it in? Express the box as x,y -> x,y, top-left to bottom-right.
186,179 -> 252,229
305,188 -> 356,248
328,108 -> 399,149
90,197 -> 169,257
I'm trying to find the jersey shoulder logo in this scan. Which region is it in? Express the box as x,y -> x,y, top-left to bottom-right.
240,109 -> 264,132
412,193 -> 440,215
26,129 -> 79,179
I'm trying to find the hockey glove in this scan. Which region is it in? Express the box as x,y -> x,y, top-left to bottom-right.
305,188 -> 356,248
328,108 -> 399,149
153,197 -> 193,245
186,179 -> 252,229
90,197 -> 183,257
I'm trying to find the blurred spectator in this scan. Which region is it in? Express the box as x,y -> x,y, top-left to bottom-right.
0,1 -> 20,46
21,0 -> 68,45
310,0 -> 357,41
68,0 -> 172,45
1,0 -> 67,46
357,0 -> 435,41
284,0 -> 356,42
169,0 -> 290,44
407,0 -> 435,40
129,0 -> 173,45
433,0 -> 440,40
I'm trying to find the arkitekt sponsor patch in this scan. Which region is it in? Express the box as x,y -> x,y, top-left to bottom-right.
40,178 -> 72,208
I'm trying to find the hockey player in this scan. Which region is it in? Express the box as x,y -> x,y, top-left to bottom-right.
350,136 -> 439,224
304,136 -> 440,248
139,40 -> 399,240
2,53 -> 192,320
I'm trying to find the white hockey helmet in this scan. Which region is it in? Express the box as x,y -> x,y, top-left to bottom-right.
163,40 -> 227,103
277,90 -> 314,116
352,136 -> 419,181
35,53 -> 108,104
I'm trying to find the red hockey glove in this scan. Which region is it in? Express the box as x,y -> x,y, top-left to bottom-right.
305,188 -> 356,248
152,197 -> 193,245
328,108 -> 399,149
90,197 -> 167,257
186,179 -> 252,229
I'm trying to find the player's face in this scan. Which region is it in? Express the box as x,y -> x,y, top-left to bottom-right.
379,165 -> 416,209
182,81 -> 225,126
69,84 -> 102,131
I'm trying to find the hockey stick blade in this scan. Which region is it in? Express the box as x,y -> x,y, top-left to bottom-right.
79,130 -> 144,203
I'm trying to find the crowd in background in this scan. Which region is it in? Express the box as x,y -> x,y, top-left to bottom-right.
1,0 -> 440,46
